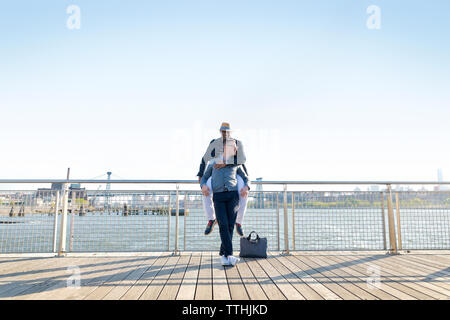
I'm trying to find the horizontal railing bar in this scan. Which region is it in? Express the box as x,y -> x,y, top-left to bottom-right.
3,190 -> 450,194
1,179 -> 450,185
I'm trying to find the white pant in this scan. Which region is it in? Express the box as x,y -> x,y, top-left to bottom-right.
203,175 -> 248,224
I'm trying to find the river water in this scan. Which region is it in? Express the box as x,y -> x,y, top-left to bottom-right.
0,208 -> 448,253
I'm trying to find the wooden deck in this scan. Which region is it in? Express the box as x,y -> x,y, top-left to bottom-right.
0,251 -> 449,300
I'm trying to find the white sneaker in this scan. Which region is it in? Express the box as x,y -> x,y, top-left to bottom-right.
220,255 -> 230,266
227,255 -> 240,266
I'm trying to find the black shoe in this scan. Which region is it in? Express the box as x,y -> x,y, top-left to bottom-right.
204,220 -> 216,235
235,223 -> 244,237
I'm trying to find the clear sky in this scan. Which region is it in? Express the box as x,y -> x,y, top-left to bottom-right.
1,0 -> 449,184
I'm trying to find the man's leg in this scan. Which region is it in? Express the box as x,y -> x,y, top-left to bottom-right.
213,192 -> 235,258
235,175 -> 248,236
203,177 -> 215,220
224,192 -> 240,262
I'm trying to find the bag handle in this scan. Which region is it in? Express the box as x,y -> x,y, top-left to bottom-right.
247,231 -> 260,242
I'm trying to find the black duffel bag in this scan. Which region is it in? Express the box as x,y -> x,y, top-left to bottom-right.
239,231 -> 267,258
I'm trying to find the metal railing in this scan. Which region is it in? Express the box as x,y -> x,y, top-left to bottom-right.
0,179 -> 449,255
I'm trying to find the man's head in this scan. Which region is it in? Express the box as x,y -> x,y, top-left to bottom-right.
219,122 -> 231,140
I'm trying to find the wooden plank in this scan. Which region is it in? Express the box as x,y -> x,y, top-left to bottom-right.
342,255 -> 450,299
325,254 -> 413,300
369,255 -> 450,294
158,254 -> 191,300
139,255 -> 180,300
0,257 -> 54,281
103,256 -> 161,300
387,256 -> 450,291
412,254 -> 450,266
84,257 -> 154,300
121,255 -> 171,300
0,251 -> 446,301
18,257 -> 107,300
355,254 -> 449,299
315,254 -> 401,300
330,255 -> 424,300
401,255 -> 450,272
0,257 -> 85,299
312,254 -> 400,300
224,259 -> 249,300
257,256 -> 304,300
62,257 -> 132,300
244,257 -> 285,300
266,254 -> 323,300
277,255 -> 340,300
62,256 -> 162,300
304,255 -> 383,300
195,252 -> 213,300
0,257 -> 62,289
430,254 -> 450,264
235,258 -> 267,300
0,257 -> 54,274
177,254 -> 201,300
390,256 -> 450,277
289,255 -> 359,300
211,254 -> 231,300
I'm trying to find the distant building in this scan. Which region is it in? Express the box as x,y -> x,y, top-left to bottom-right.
436,168 -> 450,191
51,183 -> 63,190
438,169 -> 444,182
255,177 -> 264,209
36,183 -> 86,200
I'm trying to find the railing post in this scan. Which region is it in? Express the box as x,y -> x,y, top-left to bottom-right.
184,191 -> 188,251
395,192 -> 403,251
58,168 -> 70,257
68,191 -> 76,252
380,191 -> 387,250
276,192 -> 280,251
283,184 -> 289,254
167,191 -> 171,251
386,184 -> 398,254
292,191 -> 295,251
52,190 -> 60,253
174,185 -> 179,255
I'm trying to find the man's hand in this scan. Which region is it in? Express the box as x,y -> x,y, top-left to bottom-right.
213,163 -> 227,169
240,186 -> 249,198
201,185 -> 210,196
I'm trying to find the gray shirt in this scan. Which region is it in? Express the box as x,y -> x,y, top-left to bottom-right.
200,164 -> 250,194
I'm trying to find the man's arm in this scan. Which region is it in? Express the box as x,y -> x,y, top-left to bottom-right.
196,158 -> 206,181
234,139 -> 246,165
237,165 -> 250,197
237,165 -> 250,190
200,165 -> 213,196
241,163 -> 248,176
196,139 -> 217,178
200,165 -> 213,188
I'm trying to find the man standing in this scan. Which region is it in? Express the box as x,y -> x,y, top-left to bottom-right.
196,122 -> 248,236
200,153 -> 250,266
